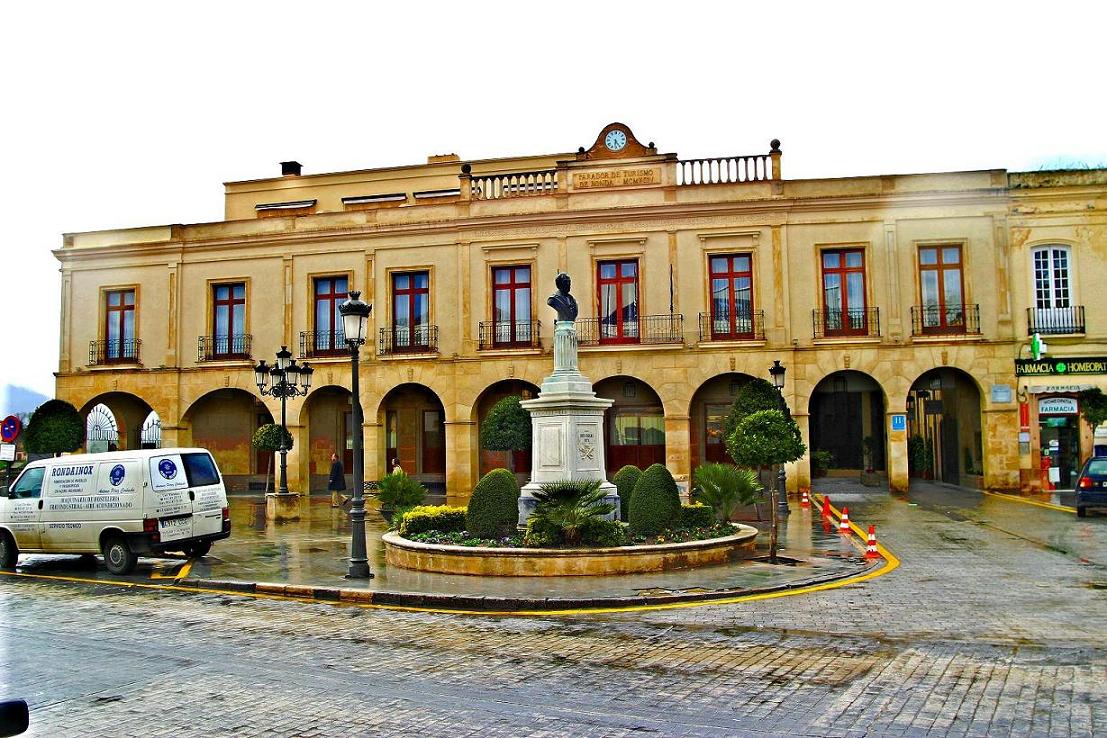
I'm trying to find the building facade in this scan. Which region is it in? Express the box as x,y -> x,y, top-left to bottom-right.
54,123 -> 1107,502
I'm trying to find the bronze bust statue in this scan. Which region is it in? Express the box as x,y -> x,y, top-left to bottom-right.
548,272 -> 578,322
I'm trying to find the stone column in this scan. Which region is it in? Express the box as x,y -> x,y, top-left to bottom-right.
445,420 -> 477,507
793,412 -> 811,491
886,412 -> 909,494
363,420 -> 382,484
984,407 -> 1020,492
285,422 -> 306,495
664,415 -> 691,499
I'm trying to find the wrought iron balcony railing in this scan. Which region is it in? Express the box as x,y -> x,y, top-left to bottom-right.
300,330 -> 348,358
910,305 -> 980,336
812,308 -> 880,339
1027,305 -> 1085,335
89,339 -> 141,366
577,314 -> 684,346
198,334 -> 252,361
478,320 -> 541,350
698,310 -> 765,342
379,325 -> 439,356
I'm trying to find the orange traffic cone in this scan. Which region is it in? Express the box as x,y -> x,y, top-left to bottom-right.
864,525 -> 880,559
839,507 -> 852,534
800,489 -> 811,508
821,496 -> 831,519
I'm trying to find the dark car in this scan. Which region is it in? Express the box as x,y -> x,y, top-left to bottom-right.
1075,457 -> 1107,517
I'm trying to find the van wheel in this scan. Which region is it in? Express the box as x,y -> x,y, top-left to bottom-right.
184,541 -> 212,558
1077,506 -> 1087,518
0,533 -> 17,569
102,537 -> 137,575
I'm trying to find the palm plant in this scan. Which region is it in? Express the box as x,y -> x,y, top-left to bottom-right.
692,463 -> 762,522
529,479 -> 614,546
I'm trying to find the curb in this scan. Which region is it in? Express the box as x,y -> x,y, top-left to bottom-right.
174,557 -> 878,614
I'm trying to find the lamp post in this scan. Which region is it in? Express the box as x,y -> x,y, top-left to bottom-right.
254,347 -> 313,496
339,291 -> 373,579
769,360 -> 789,520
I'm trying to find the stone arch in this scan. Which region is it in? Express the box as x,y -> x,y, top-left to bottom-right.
182,388 -> 274,492
376,382 -> 447,491
79,392 -> 154,452
907,367 -> 984,487
687,372 -> 761,472
594,375 -> 665,476
808,370 -> 888,472
140,410 -> 162,449
299,384 -> 354,493
472,379 -> 541,479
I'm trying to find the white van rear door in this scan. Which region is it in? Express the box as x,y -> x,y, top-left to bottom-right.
148,453 -> 194,543
181,452 -> 226,538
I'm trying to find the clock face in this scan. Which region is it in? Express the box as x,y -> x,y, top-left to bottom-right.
604,129 -> 627,151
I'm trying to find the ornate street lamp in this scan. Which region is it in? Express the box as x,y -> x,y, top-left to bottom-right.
339,291 -> 373,579
254,347 -> 313,496
769,360 -> 790,520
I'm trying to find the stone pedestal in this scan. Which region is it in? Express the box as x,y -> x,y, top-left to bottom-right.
518,321 -> 619,525
265,492 -> 303,522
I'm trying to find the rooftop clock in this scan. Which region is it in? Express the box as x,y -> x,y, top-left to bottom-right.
579,123 -> 656,160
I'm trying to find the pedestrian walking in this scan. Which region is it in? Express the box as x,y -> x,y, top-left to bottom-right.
329,452 -> 348,507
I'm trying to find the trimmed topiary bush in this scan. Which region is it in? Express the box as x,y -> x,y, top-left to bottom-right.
628,463 -> 681,537
723,378 -> 782,449
24,400 -> 84,456
479,395 -> 532,472
398,505 -> 468,537
579,517 -> 627,547
679,503 -> 716,530
612,464 -> 642,522
466,468 -> 520,539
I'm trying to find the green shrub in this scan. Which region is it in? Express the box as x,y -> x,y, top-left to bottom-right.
479,395 -> 532,472
466,468 -> 520,539
579,517 -> 627,547
398,505 -> 468,537
723,378 -> 782,449
611,465 -> 642,522
679,503 -> 716,530
691,463 -> 762,522
376,468 -> 427,509
811,449 -> 835,476
24,400 -> 83,456
628,463 -> 681,537
526,479 -> 614,547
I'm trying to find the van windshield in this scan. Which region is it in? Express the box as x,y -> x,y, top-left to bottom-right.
182,453 -> 220,487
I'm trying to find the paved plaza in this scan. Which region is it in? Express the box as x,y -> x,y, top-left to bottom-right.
1,479 -> 1105,737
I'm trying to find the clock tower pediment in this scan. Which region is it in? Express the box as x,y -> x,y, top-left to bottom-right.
578,122 -> 656,160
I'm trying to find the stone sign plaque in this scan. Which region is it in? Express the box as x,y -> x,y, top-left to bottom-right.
539,426 -> 562,467
573,167 -> 661,190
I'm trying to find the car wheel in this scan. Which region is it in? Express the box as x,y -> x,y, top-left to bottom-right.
1076,506 -> 1087,518
102,536 -> 138,575
0,533 -> 18,569
184,541 -> 212,558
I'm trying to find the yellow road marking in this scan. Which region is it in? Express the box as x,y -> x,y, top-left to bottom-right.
150,560 -> 193,580
0,498 -> 899,617
981,490 -> 1075,514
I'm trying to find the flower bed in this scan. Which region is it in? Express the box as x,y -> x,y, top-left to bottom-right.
382,523 -> 758,577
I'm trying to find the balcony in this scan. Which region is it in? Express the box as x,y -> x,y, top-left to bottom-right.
1027,306 -> 1085,335
812,308 -> 880,339
470,170 -> 558,200
577,314 -> 684,347
379,325 -> 439,356
198,334 -> 252,362
698,310 -> 766,342
478,320 -> 541,350
89,339 -> 141,366
299,330 -> 347,358
910,305 -> 981,337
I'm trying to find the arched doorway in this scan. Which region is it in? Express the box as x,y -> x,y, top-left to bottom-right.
184,389 -> 274,493
594,376 -> 665,476
474,379 -> 540,479
809,371 -> 887,473
302,385 -> 354,493
140,411 -> 162,449
688,373 -> 759,472
377,383 -> 447,493
907,368 -> 983,487
80,392 -> 153,452
85,404 -> 119,453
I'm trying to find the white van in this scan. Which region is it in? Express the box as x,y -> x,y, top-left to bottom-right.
0,448 -> 231,575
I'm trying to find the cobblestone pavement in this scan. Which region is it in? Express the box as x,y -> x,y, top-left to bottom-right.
2,479 -> 1105,737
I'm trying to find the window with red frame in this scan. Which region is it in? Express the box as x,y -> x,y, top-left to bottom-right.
709,254 -> 754,339
821,249 -> 867,335
491,266 -> 532,346
597,260 -> 639,343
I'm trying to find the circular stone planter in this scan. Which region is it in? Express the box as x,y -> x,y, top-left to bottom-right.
382,524 -> 758,576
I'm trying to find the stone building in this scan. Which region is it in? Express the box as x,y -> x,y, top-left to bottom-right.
53,123 -> 1107,502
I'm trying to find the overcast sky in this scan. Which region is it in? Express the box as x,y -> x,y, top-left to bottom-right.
2,1 -> 1104,407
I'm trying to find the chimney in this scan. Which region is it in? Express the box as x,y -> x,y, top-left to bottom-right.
280,161 -> 302,177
